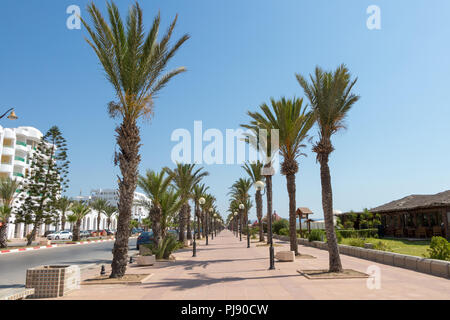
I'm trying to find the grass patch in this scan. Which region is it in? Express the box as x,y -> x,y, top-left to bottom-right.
341,237 -> 430,257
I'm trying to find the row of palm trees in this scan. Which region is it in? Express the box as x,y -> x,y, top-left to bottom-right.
237,65 -> 360,273
137,163 -> 222,246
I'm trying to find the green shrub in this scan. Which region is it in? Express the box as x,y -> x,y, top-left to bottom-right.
338,228 -> 378,239
273,219 -> 289,235
425,236 -> 450,261
278,228 -> 289,236
373,241 -> 391,251
146,234 -> 182,259
297,230 -> 309,239
335,230 -> 343,244
308,229 -> 325,242
347,238 -> 365,247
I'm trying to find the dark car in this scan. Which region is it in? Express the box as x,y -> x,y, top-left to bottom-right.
136,231 -> 154,250
44,230 -> 56,237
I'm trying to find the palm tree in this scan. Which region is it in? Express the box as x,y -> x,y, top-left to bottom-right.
104,205 -> 117,230
229,178 -> 252,238
68,202 -> 91,241
81,1 -> 189,278
164,164 -> 208,242
56,196 -> 73,231
242,161 -> 265,242
191,184 -> 209,239
243,98 -> 315,255
159,188 -> 182,239
137,170 -> 172,245
91,198 -> 108,235
296,64 -> 360,272
0,178 -> 20,248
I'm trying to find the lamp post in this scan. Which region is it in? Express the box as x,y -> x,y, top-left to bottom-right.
0,108 -> 18,121
209,208 -> 214,240
239,203 -> 245,245
233,212 -> 238,237
214,213 -> 218,237
255,178 -> 275,270
195,197 -> 205,257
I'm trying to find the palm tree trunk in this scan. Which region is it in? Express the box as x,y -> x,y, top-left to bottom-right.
61,214 -> 66,231
0,223 -> 8,248
286,173 -> 298,255
27,224 -> 38,246
97,213 -> 101,235
110,118 -> 141,278
179,203 -> 187,242
255,190 -> 264,242
73,220 -> 81,241
150,206 -> 162,245
319,153 -> 343,273
186,205 -> 192,240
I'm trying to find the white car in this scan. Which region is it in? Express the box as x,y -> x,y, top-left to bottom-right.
47,231 -> 72,240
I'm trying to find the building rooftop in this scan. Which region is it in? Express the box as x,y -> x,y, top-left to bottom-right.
371,190 -> 450,213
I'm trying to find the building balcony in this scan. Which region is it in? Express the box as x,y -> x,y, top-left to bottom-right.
13,172 -> 24,178
0,163 -> 13,173
2,146 -> 15,156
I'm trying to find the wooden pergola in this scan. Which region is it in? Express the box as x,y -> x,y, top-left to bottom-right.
297,207 -> 313,233
371,190 -> 450,239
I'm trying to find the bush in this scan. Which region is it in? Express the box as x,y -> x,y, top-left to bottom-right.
278,228 -> 289,236
308,229 -> 325,242
373,241 -> 391,251
347,238 -> 365,247
146,234 -> 182,259
273,219 -> 289,235
425,236 -> 450,261
297,230 -> 309,239
338,228 -> 378,239
335,230 -> 343,244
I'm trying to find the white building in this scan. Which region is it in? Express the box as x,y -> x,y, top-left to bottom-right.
0,126 -> 45,239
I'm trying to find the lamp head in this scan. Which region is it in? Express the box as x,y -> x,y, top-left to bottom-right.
7,109 -> 18,120
209,207 -> 213,213
239,203 -> 245,210
254,180 -> 265,191
199,197 -> 205,205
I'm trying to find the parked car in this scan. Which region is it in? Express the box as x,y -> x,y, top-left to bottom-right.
43,230 -> 56,237
47,231 -> 72,240
136,231 -> 154,250
79,230 -> 91,239
105,229 -> 115,236
131,228 -> 144,235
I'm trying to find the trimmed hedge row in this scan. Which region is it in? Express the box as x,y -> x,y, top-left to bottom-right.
337,228 -> 378,239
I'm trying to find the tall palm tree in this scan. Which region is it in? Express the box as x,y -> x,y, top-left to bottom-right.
137,169 -> 172,245
0,178 -> 20,248
164,164 -> 208,242
91,198 -> 108,235
81,1 -> 189,278
243,97 -> 315,255
229,178 -> 252,237
296,64 -> 360,272
68,202 -> 91,241
242,161 -> 265,242
104,205 -> 117,230
191,184 -> 209,239
56,196 -> 73,231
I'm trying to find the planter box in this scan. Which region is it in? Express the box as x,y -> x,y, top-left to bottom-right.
26,265 -> 80,298
39,240 -> 51,246
139,245 -> 152,256
136,255 -> 156,266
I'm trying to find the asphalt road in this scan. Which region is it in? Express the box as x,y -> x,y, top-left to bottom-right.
0,238 -> 137,288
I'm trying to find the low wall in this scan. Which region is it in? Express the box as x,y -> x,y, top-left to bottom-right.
270,234 -> 450,279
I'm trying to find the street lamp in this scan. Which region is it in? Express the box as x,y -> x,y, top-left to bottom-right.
214,213 -> 218,237
194,197 -> 205,257
209,207 -> 214,240
255,178 -> 275,270
238,203 -> 244,242
0,108 -> 18,121
233,211 -> 238,237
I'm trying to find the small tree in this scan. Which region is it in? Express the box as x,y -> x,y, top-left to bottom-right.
16,126 -> 70,245
104,205 -> 117,230
91,198 -> 108,234
68,202 -> 91,241
0,178 -> 21,248
55,196 -> 73,231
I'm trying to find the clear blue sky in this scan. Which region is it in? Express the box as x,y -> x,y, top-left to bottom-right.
1,0 -> 449,222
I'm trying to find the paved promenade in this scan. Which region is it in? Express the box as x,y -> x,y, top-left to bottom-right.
55,230 -> 450,300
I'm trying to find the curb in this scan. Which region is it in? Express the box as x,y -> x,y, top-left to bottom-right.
0,237 -> 137,255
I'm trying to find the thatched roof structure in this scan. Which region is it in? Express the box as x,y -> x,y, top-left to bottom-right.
371,190 -> 450,213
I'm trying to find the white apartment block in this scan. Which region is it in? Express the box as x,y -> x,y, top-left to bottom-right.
0,126 -> 45,239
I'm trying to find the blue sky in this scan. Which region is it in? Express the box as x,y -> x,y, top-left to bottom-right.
1,0 -> 449,222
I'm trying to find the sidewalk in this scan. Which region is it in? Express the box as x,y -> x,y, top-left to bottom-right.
53,230 -> 450,300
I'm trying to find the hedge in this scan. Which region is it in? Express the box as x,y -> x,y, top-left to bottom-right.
337,228 -> 378,239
